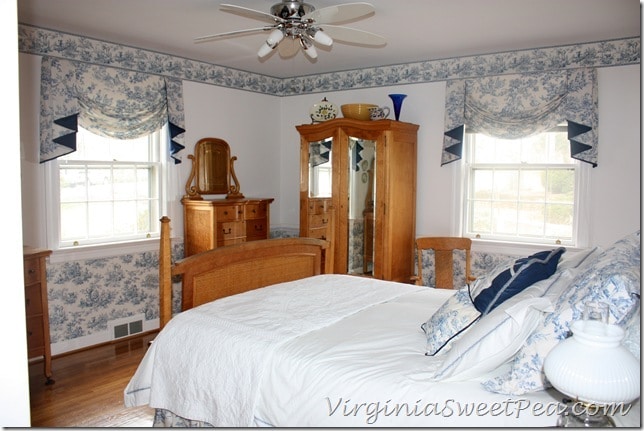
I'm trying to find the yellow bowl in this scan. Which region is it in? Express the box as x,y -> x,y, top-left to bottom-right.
341,103 -> 378,121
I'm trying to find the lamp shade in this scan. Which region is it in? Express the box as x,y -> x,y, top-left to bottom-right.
544,320 -> 640,406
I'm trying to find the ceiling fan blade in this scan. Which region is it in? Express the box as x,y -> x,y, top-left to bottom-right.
220,4 -> 282,24
304,2 -> 375,24
194,27 -> 270,43
277,37 -> 299,58
321,25 -> 386,46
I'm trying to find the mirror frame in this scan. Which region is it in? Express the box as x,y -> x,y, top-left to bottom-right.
184,137 -> 244,199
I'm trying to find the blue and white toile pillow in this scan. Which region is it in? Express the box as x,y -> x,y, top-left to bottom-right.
483,230 -> 641,395
421,288 -> 480,356
422,247 -> 566,357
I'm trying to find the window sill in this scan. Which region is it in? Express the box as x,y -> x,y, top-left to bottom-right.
49,237 -> 182,264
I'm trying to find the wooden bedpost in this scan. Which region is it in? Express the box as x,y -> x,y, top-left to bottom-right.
159,216 -> 172,329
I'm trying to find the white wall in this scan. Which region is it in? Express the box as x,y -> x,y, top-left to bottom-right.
278,65 -> 641,249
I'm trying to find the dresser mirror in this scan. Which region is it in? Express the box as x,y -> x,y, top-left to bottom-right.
348,137 -> 376,276
308,138 -> 333,198
184,137 -> 244,199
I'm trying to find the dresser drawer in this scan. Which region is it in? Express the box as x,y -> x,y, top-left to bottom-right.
246,219 -> 268,239
245,203 -> 267,219
307,226 -> 330,241
24,257 -> 42,285
218,221 -> 245,241
309,213 -> 332,229
308,199 -> 331,215
26,315 -> 45,351
216,205 -> 243,222
25,283 -> 44,316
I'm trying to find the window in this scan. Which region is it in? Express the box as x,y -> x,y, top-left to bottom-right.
52,125 -> 167,248
462,127 -> 585,247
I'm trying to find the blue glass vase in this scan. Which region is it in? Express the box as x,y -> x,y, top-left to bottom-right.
388,94 -> 407,121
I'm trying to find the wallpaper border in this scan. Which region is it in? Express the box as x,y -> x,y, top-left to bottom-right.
18,24 -> 640,97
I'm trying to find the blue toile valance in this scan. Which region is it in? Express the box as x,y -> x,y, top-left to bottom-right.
39,57 -> 185,163
441,68 -> 598,167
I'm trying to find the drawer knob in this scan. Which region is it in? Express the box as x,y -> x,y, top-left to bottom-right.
254,224 -> 263,231
322,218 -> 328,224
28,269 -> 36,275
223,228 -> 232,235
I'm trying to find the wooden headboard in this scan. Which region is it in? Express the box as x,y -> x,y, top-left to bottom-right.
159,217 -> 330,328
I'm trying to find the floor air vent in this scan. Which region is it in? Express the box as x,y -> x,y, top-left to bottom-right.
110,314 -> 145,340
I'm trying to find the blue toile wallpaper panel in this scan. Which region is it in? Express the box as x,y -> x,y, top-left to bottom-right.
46,244 -> 183,346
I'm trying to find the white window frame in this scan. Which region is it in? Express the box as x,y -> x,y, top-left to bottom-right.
453,131 -> 591,253
44,125 -> 174,260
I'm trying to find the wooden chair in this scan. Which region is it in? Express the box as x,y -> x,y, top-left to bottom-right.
412,237 -> 475,289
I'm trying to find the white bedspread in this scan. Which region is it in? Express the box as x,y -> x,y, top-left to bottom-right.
124,274 -> 424,427
254,288 -> 565,427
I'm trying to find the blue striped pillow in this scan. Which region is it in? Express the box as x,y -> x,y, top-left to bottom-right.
473,248 -> 565,315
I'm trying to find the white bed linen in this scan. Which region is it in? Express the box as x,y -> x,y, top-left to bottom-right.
254,288 -> 566,427
124,274 -> 425,427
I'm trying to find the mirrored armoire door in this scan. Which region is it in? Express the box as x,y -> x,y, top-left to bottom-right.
298,118 -> 419,283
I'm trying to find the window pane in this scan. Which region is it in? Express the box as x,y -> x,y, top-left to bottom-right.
519,170 -> 546,202
546,169 -> 575,203
518,202 -> 545,236
88,202 -> 113,238
113,167 -> 137,200
492,201 -> 517,234
546,204 -> 574,239
114,201 -> 136,234
137,201 -> 152,232
493,170 -> 518,201
472,169 -> 493,199
470,200 -> 491,232
87,167 -> 113,201
60,167 -> 87,202
60,202 -> 87,241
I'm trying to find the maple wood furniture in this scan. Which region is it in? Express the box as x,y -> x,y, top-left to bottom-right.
158,216 -> 330,328
297,118 -> 418,282
181,197 -> 274,257
412,237 -> 476,289
23,247 -> 53,385
181,137 -> 274,257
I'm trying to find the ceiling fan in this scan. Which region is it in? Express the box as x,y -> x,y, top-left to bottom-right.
194,0 -> 386,60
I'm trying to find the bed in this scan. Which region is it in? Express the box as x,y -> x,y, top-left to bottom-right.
124,220 -> 640,427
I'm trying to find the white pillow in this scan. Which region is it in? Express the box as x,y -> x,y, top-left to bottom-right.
429,272 -> 568,381
557,246 -> 603,271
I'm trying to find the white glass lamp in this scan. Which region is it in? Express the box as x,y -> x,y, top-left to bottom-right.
544,319 -> 640,427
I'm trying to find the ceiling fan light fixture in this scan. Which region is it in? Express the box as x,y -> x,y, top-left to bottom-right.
300,37 -> 318,59
257,28 -> 285,58
312,29 -> 333,47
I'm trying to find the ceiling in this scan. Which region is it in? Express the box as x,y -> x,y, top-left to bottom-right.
17,0 -> 641,79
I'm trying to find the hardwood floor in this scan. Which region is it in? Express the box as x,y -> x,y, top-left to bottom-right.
28,331 -> 157,427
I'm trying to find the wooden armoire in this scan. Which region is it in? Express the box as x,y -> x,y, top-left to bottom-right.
297,118 -> 418,282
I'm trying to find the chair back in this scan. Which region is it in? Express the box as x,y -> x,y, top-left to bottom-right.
414,237 -> 473,289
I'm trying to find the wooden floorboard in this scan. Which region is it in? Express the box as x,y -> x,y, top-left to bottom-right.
28,332 -> 157,427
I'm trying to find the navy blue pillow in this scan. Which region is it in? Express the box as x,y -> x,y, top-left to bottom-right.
473,247 -> 565,315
